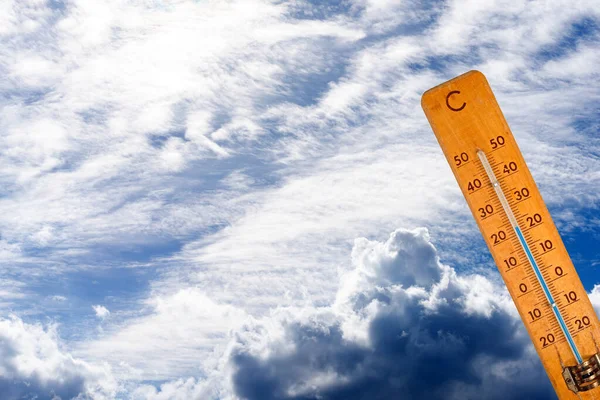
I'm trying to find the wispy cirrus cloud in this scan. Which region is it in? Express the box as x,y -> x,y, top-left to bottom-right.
0,0 -> 365,265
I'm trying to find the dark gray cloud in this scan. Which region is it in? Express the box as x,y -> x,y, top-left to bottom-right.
229,228 -> 557,400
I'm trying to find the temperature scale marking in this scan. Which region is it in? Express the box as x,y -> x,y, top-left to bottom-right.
421,71 -> 600,398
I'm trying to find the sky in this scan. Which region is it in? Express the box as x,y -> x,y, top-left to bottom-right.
0,0 -> 599,399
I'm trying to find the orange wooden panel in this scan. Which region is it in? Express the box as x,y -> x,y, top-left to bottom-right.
422,70 -> 600,399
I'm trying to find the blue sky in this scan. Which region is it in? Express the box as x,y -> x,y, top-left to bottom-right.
0,0 -> 599,399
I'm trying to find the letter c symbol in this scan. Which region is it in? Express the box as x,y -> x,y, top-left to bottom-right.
446,90 -> 466,112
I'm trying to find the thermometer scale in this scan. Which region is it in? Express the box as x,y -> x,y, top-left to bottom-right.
421,71 -> 600,398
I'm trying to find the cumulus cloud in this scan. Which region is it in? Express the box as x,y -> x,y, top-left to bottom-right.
0,316 -> 117,400
93,305 -> 111,320
77,227 -> 600,399
227,228 -> 555,400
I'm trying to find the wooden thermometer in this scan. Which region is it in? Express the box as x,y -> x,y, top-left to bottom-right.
421,70 -> 600,398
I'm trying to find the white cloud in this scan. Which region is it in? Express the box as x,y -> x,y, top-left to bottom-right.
0,279 -> 27,310
0,0 -> 367,277
93,305 -> 111,319
0,315 -> 118,399
543,43 -> 600,79
130,377 -> 224,400
81,289 -> 248,381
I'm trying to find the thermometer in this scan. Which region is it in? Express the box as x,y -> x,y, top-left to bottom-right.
421,70 -> 600,398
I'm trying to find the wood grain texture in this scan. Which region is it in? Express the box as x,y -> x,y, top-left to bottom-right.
421,70 -> 600,399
